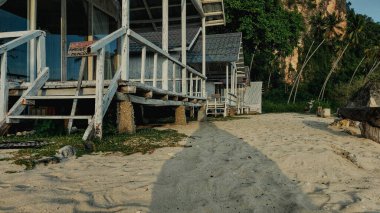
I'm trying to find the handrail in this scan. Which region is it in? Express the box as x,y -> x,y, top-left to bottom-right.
0,30 -> 45,54
87,27 -> 127,54
128,29 -> 206,80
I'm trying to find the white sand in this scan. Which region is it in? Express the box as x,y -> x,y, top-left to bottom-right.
1,113 -> 380,212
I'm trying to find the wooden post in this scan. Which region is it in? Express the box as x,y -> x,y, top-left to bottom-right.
153,53 -> 158,87
175,106 -> 187,125
117,101 -> 136,134
29,0 -> 37,82
226,64 -> 229,96
36,35 -> 46,76
201,17 -> 206,98
61,0 -> 67,82
231,64 -> 234,95
141,46 -> 146,83
197,105 -> 206,122
121,0 -> 130,81
162,0 -> 169,90
87,0 -> 94,80
94,48 -> 105,139
181,0 -> 187,95
172,63 -> 176,92
0,53 -> 8,122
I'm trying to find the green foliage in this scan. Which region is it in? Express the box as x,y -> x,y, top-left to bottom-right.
3,129 -> 187,170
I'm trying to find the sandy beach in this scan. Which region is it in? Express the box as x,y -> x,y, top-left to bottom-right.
1,113 -> 380,212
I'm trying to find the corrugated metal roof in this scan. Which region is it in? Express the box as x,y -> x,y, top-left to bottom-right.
187,32 -> 242,63
130,27 -> 201,53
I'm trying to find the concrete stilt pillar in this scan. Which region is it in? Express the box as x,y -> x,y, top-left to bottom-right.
117,101 -> 136,134
197,105 -> 207,122
175,106 -> 187,125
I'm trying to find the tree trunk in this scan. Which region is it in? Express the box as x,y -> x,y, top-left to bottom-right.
318,42 -> 350,101
349,56 -> 366,85
288,39 -> 325,104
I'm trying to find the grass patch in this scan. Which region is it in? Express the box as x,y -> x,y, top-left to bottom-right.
207,116 -> 250,122
1,128 -> 187,170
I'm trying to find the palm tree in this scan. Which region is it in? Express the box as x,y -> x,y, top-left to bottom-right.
287,13 -> 343,104
318,14 -> 366,101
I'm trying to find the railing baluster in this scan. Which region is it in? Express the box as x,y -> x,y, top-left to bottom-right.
172,63 -> 176,92
95,47 -> 105,139
195,76 -> 199,97
140,46 -> 146,84
0,52 -> 8,121
153,53 -> 158,87
190,73 -> 193,96
36,34 -> 46,76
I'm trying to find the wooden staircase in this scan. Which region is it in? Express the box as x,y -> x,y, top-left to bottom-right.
0,30 -> 121,141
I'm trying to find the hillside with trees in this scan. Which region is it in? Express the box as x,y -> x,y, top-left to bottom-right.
211,0 -> 380,112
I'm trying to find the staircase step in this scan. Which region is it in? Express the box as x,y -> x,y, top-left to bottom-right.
24,95 -> 96,100
7,115 -> 92,122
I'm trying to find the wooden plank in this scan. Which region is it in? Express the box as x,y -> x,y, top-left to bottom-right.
94,48 -> 105,139
68,57 -> 87,134
61,0 -> 67,81
153,53 -> 158,87
25,95 -> 95,100
87,1 -> 94,81
141,46 -> 146,83
7,115 -> 92,121
0,53 -> 8,122
127,95 -> 201,107
7,67 -> 49,117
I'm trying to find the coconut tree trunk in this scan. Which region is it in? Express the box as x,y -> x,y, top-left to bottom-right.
349,56 -> 366,85
318,42 -> 350,101
365,60 -> 380,82
288,39 -> 325,104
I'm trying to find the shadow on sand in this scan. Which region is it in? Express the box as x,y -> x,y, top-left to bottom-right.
150,122 -> 318,213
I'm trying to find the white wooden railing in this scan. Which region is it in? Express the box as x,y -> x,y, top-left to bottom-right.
0,30 -> 49,123
127,29 -> 206,97
83,27 -> 206,139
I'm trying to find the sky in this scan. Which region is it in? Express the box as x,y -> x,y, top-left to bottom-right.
348,0 -> 380,22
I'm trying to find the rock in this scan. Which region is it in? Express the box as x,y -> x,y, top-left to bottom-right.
29,130 -> 36,135
55,145 -> 76,159
22,131 -> 28,136
0,154 -> 12,160
16,132 -> 22,136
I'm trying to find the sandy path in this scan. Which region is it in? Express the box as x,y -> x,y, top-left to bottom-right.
0,113 -> 380,212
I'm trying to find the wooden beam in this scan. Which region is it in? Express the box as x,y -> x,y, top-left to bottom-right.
172,63 -> 177,92
61,0 -> 67,82
0,31 -> 43,55
191,0 -> 205,17
0,31 -> 30,39
142,0 -> 158,31
162,0 -> 169,90
130,15 -> 200,24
